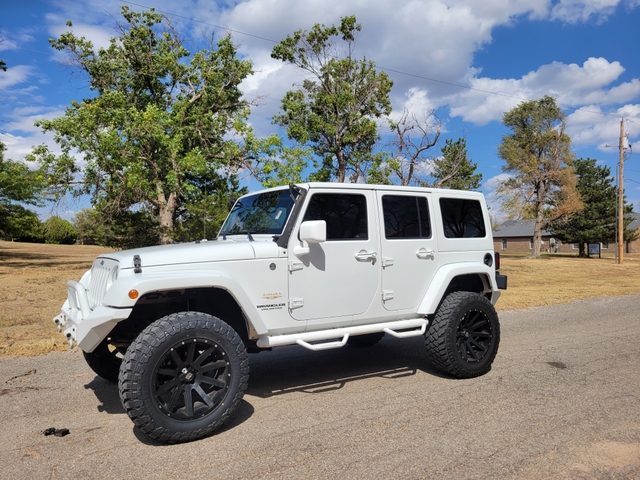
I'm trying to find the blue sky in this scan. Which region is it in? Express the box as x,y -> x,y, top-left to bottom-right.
1,0 -> 639,221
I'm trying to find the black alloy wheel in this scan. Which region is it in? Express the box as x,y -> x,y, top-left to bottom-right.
153,338 -> 231,420
424,291 -> 500,378
119,312 -> 249,443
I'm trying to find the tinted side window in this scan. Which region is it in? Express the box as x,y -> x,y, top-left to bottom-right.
382,195 -> 431,239
439,198 -> 486,238
303,193 -> 368,240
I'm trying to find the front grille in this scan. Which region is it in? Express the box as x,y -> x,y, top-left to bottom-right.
87,258 -> 119,308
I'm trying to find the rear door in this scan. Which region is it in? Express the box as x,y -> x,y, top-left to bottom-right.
377,191 -> 438,312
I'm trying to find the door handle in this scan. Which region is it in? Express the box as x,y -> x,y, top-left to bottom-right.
355,250 -> 377,264
416,248 -> 435,259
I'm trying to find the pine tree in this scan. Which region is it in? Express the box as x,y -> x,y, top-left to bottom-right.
552,158 -> 632,257
432,138 -> 482,190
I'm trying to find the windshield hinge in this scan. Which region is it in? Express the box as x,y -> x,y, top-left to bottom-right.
133,255 -> 142,274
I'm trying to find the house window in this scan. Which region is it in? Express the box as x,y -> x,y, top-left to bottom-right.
572,244 -> 579,250
501,238 -> 507,250
602,243 -> 609,250
529,238 -> 533,250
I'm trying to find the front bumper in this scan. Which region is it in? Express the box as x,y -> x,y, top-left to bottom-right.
53,280 -> 132,352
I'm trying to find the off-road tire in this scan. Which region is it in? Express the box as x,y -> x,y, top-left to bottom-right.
83,337 -> 124,383
347,332 -> 385,347
424,291 -> 500,378
118,312 -> 249,443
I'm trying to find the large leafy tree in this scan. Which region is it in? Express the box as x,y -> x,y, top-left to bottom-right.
271,15 -> 393,183
31,7 -> 254,244
552,158 -> 636,256
432,138 -> 482,190
497,95 -> 581,258
0,142 -> 45,238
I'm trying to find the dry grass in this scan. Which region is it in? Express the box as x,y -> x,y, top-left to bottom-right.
496,252 -> 640,309
0,240 -> 110,356
1,240 -> 639,357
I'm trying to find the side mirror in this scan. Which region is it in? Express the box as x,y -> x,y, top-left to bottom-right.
293,220 -> 326,257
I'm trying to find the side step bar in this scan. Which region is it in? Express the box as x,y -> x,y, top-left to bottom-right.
256,318 -> 428,351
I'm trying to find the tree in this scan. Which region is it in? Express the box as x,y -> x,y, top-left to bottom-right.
0,142 -> 45,238
551,158 -> 622,256
31,7 -> 254,244
379,109 -> 442,186
497,96 -> 580,258
271,15 -> 393,183
0,204 -> 44,242
44,216 -> 77,244
173,174 -> 246,242
73,208 -> 112,245
432,138 -> 482,190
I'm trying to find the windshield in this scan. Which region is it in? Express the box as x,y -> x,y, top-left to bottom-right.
220,189 -> 295,236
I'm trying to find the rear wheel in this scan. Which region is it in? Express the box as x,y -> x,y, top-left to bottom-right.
118,312 -> 249,443
424,291 -> 500,378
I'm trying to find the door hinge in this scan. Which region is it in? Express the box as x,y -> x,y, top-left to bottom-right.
289,297 -> 304,309
288,260 -> 304,272
382,290 -> 394,301
382,257 -> 394,268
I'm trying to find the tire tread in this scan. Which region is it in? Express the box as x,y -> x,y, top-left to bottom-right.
118,312 -> 249,443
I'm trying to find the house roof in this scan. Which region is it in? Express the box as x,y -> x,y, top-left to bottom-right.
493,213 -> 640,238
492,220 -> 551,238
628,212 -> 640,231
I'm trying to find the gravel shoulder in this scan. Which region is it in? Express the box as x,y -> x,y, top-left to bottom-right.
1,295 -> 639,479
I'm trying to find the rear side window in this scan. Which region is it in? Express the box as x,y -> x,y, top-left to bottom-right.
382,195 -> 431,239
303,193 -> 368,240
439,198 -> 486,238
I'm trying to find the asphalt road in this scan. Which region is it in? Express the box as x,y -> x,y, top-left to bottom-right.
1,295 -> 639,479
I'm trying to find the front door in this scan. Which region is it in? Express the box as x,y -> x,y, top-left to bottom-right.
288,190 -> 379,322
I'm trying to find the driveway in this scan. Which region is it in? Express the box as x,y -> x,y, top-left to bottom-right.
1,295 -> 639,479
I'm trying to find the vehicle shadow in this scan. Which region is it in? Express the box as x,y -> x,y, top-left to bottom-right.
84,377 -> 124,414
81,335 -> 449,442
131,399 -> 256,446
246,335 -> 450,398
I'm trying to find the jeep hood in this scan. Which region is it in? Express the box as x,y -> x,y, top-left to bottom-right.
98,239 -> 279,270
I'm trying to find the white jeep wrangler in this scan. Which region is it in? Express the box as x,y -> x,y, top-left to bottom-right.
54,182 -> 507,443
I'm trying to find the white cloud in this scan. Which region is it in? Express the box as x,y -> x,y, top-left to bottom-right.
444,57 -> 640,126
551,0 -> 620,23
3,0 -> 639,164
483,173 -> 511,191
0,38 -> 19,52
0,65 -> 35,90
567,104 -> 640,149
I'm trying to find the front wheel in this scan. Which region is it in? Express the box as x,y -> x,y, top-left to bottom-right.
424,291 -> 500,378
83,337 -> 124,383
118,312 -> 249,443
